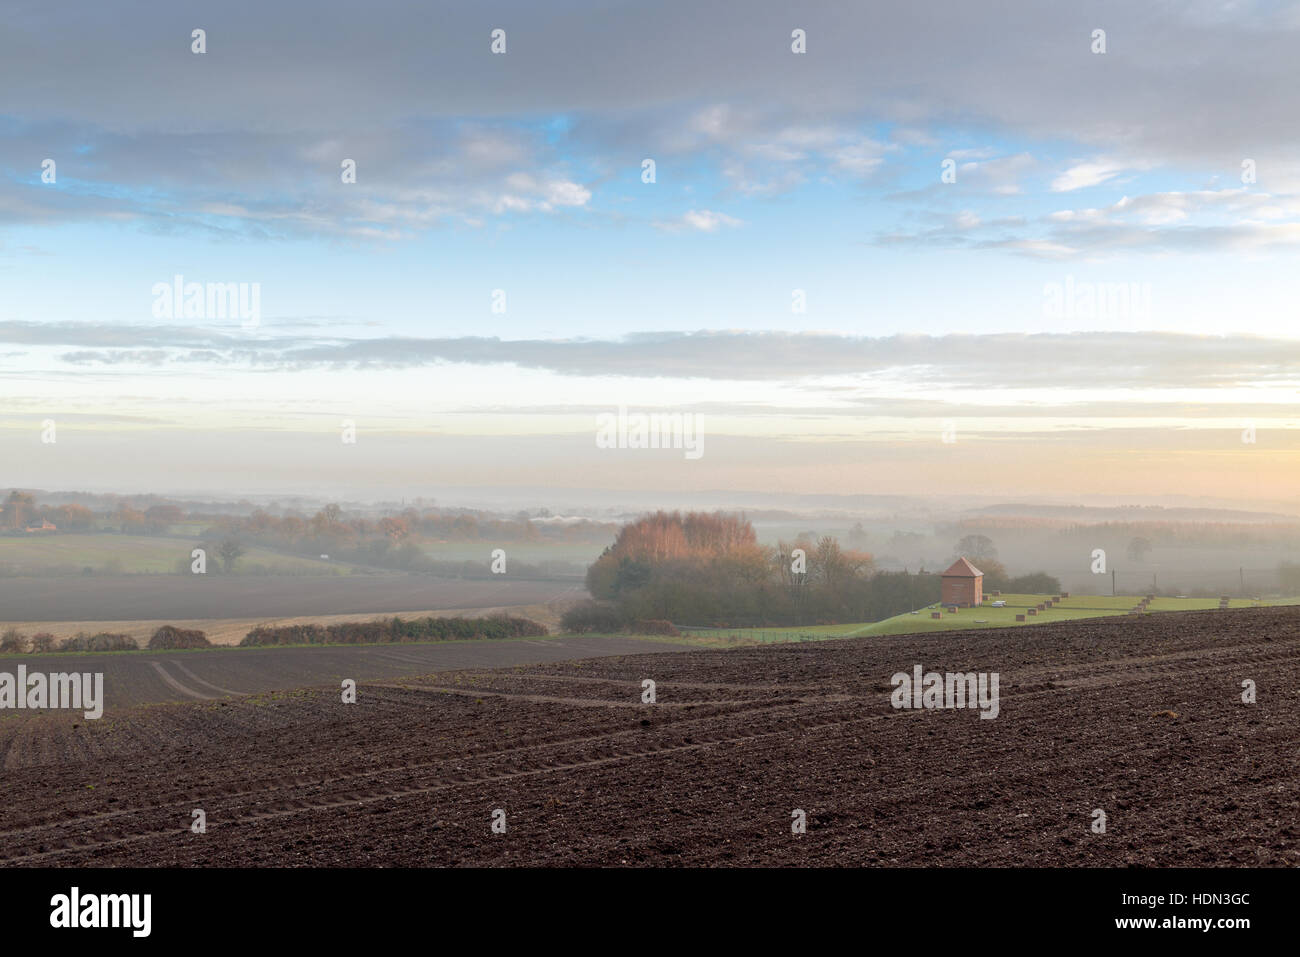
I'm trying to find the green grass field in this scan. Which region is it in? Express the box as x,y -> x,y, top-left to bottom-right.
0,534 -> 348,575
679,593 -> 1300,644
674,623 -> 865,645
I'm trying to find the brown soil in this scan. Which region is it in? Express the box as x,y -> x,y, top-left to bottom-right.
0,606 -> 1296,867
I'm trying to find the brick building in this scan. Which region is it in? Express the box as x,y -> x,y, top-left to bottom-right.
941,556 -> 984,607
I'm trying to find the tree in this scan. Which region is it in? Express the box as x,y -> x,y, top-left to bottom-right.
145,504 -> 185,524
114,505 -> 150,534
1127,536 -> 1153,563
1006,571 -> 1062,594
1278,561 -> 1300,596
585,550 -> 620,600
217,539 -> 245,573
4,491 -> 35,529
775,541 -> 809,609
0,628 -> 27,654
54,504 -> 95,530
955,534 -> 998,562
977,558 -> 1010,590
612,556 -> 653,595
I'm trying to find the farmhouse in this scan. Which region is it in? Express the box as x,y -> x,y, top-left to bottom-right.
941,556 -> 983,607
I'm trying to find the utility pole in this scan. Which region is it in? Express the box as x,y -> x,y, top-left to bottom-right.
1111,568 -> 1116,596
1240,566 -> 1245,596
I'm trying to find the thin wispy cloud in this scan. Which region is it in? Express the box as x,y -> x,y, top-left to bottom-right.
6,323 -> 1295,391
653,209 -> 742,232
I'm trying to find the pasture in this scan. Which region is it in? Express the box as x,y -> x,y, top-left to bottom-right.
681,593 -> 1300,643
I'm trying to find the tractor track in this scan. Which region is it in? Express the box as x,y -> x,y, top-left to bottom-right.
2,606 -> 1297,866
0,647 -> 1281,850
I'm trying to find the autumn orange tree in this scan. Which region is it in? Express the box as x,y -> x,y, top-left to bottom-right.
585,511 -> 892,626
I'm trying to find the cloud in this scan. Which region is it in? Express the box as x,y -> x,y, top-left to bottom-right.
1051,159 -> 1132,192
876,185 -> 1300,257
958,152 -> 1036,195
0,118 -> 594,235
646,106 -> 896,196
8,1 -> 1299,239
493,173 -> 591,213
2,0 -> 1290,167
654,209 -> 742,232
9,322 -> 1296,392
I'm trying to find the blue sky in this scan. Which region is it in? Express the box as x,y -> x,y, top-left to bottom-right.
8,141 -> 1290,340
2,0 -> 1299,505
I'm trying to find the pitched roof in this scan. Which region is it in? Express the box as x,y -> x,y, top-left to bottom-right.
942,556 -> 983,578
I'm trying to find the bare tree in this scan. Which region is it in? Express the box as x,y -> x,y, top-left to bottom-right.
0,628 -> 27,654
217,538 -> 245,573
1127,537 -> 1153,563
955,534 -> 998,562
4,490 -> 35,529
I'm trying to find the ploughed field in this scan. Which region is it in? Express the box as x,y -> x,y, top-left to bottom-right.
0,635 -> 693,712
1,607 -> 1296,866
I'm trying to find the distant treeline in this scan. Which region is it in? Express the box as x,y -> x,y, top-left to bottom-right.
1,492 -> 98,532
209,505 -> 612,547
178,549 -> 584,580
3,490 -> 613,549
3,489 -> 607,578
941,517 -> 1300,548
201,506 -> 609,574
569,511 -> 1059,630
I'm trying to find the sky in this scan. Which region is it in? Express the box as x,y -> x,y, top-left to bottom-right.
2,0 -> 1299,508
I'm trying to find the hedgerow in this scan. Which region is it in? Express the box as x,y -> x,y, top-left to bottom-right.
239,615 -> 546,647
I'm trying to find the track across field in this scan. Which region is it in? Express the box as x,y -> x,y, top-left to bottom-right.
1,606 -> 1296,866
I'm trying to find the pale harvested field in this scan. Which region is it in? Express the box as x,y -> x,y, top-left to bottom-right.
0,580 -> 585,646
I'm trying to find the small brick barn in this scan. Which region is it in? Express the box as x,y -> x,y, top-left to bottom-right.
941,557 -> 984,608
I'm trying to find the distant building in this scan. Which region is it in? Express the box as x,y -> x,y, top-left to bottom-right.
941,556 -> 983,607
24,519 -> 57,533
